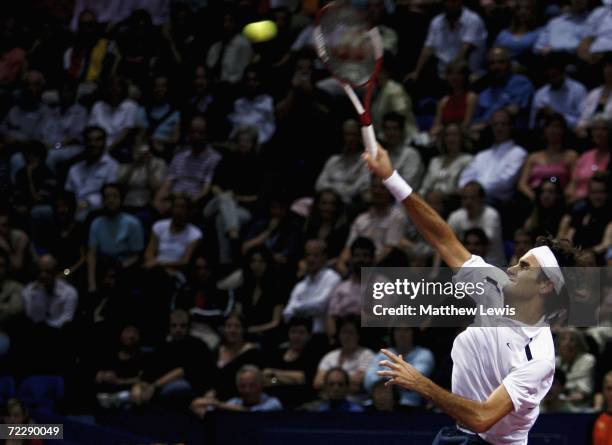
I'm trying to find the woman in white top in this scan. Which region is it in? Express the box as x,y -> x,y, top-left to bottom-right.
419,123 -> 473,197
144,194 -> 202,272
313,315 -> 375,394
576,55 -> 612,138
555,328 -> 596,410
118,144 -> 167,211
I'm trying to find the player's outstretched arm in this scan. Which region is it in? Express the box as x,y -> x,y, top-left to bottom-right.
377,350 -> 514,433
363,146 -> 471,270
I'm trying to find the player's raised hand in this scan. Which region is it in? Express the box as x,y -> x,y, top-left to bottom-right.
376,348 -> 424,391
362,145 -> 394,180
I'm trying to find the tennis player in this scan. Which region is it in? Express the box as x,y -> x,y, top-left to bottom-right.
364,146 -> 582,445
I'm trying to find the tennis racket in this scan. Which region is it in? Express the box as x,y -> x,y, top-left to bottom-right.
314,0 -> 383,157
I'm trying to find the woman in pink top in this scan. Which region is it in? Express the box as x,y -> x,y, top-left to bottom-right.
518,113 -> 577,201
567,114 -> 611,203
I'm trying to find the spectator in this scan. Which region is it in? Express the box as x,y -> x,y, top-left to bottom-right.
371,62 -> 418,143
365,380 -> 399,412
558,174 -> 612,253
136,74 -> 180,157
530,55 -> 587,130
578,2 -> 612,65
0,250 -> 23,357
3,399 -> 43,445
63,9 -> 117,88
186,65 -> 215,117
115,9 -> 174,87
0,15 -> 27,91
420,122 -> 474,197
524,179 -> 567,241
88,76 -> 139,161
0,210 -> 31,280
303,189 -> 350,266
43,192 -> 87,284
493,0 -> 542,63
22,254 -> 78,329
235,247 -> 285,341
14,140 -> 55,214
315,119 -> 370,204
1,70 -> 49,144
462,227 -> 490,258
206,10 -> 253,85
338,178 -> 408,273
471,47 -> 534,128
41,77 -> 89,174
429,61 -> 479,139
518,113 -> 578,200
314,315 -> 374,393
326,237 -> 375,338
534,0 -> 590,56
155,115 -> 222,207
577,56 -> 612,137
508,228 -> 534,266
460,109 -> 527,203
87,183 -> 144,293
380,112 -> 424,189
143,194 -> 202,333
211,313 -> 260,401
540,369 -> 575,413
555,328 -> 596,410
262,317 -> 325,408
131,310 -> 214,408
117,144 -> 167,219
241,192 -> 302,270
365,327 -> 435,408
228,65 -> 276,146
304,367 -> 364,412
204,126 -> 262,267
447,181 -> 506,266
283,239 -> 341,334
592,371 -> 612,445
94,324 -> 144,408
191,365 -> 282,417
567,115 -> 611,202
65,126 -> 119,222
408,0 -> 487,80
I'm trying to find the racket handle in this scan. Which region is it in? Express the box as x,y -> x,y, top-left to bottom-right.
361,124 -> 378,158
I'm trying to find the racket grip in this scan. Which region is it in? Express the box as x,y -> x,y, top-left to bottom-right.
361,124 -> 378,158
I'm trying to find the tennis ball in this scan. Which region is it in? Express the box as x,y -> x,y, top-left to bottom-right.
243,20 -> 278,43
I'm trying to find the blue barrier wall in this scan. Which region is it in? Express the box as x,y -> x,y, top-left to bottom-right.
33,410 -> 599,445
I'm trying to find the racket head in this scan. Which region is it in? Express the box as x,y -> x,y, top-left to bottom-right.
314,0 -> 383,88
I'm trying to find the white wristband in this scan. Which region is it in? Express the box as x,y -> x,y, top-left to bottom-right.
383,170 -> 413,202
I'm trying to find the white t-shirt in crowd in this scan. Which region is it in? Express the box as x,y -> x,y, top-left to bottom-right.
152,219 -> 202,263
317,347 -> 376,377
451,255 -> 555,445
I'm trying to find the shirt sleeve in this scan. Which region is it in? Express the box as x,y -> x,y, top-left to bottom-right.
502,359 -> 554,413
462,14 -> 486,45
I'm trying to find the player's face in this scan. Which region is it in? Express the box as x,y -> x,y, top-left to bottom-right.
505,253 -> 549,304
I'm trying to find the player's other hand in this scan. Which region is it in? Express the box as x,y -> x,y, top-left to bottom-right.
362,145 -> 394,180
377,348 -> 424,391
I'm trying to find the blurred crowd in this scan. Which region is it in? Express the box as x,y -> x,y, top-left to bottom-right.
0,0 -> 611,442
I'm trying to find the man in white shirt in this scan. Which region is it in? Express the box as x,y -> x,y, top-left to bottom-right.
364,145 -> 582,444
408,0 -> 487,80
459,109 -> 527,203
23,255 -> 78,329
283,239 -> 341,334
448,182 -> 506,266
578,1 -> 612,64
534,0 -> 589,55
65,126 -> 119,221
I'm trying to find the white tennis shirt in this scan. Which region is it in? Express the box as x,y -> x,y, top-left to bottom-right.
451,255 -> 555,445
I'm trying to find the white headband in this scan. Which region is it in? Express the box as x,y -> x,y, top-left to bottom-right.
529,246 -> 565,294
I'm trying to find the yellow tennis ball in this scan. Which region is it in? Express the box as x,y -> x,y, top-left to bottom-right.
243,20 -> 278,43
